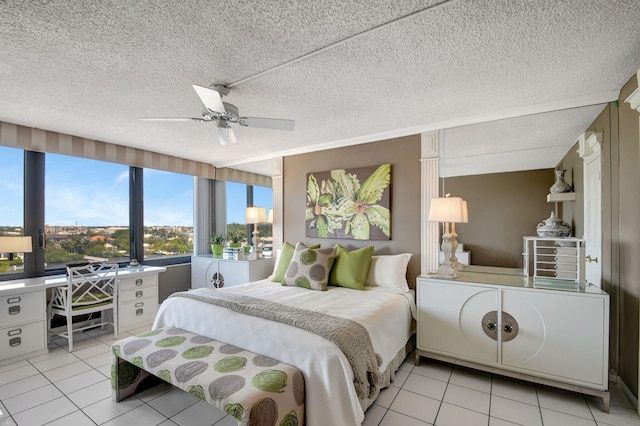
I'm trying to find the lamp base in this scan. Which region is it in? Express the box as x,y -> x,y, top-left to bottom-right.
431,232 -> 458,279
428,266 -> 458,279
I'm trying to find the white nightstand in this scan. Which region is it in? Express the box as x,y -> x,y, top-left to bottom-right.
191,255 -> 274,289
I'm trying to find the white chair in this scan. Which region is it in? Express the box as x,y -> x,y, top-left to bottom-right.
48,263 -> 119,351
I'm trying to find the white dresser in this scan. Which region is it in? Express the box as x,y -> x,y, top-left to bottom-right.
416,267 -> 610,410
191,255 -> 274,289
0,288 -> 47,365
0,265 -> 165,366
116,267 -> 165,334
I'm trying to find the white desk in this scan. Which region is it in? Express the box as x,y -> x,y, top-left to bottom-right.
0,265 -> 165,366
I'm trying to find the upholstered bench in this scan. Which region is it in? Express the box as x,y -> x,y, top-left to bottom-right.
111,327 -> 305,425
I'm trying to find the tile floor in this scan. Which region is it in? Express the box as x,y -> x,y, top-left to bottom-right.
0,327 -> 639,426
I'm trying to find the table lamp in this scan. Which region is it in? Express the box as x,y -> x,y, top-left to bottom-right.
449,199 -> 468,271
245,207 -> 267,251
428,197 -> 466,278
0,236 -> 33,261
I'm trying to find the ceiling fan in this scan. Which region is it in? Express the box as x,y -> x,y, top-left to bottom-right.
139,84 -> 295,145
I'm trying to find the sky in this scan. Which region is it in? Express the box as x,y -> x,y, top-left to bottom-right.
0,146 -> 272,227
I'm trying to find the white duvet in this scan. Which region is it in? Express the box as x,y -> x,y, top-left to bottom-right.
153,280 -> 416,426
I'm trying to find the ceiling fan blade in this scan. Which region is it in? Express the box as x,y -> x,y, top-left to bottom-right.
192,85 -> 225,113
138,117 -> 206,122
238,117 -> 295,131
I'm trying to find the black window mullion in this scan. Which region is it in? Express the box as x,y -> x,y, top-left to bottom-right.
24,150 -> 45,277
130,167 -> 144,263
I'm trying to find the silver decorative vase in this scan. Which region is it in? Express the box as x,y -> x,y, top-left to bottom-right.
536,211 -> 572,238
549,169 -> 572,193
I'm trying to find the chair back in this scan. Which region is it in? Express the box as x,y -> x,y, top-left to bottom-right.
65,263 -> 119,310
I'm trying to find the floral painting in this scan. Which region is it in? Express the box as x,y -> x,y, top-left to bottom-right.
305,164 -> 391,240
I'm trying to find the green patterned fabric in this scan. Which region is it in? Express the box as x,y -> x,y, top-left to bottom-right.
328,245 -> 374,290
282,242 -> 336,291
270,241 -> 320,282
111,327 -> 304,426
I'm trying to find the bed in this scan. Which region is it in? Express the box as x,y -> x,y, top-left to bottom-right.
153,250 -> 416,426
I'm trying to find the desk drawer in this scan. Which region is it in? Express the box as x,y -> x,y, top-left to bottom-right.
0,291 -> 44,326
0,321 -> 45,360
119,275 -> 158,292
119,298 -> 158,328
119,286 -> 158,304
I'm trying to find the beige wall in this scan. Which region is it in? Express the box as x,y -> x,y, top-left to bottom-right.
558,105 -> 619,373
282,135 -> 422,288
557,73 -> 640,399
444,169 -> 554,268
618,76 -> 640,397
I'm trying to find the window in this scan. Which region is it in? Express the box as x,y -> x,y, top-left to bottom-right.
253,185 -> 273,251
0,147 -> 25,275
226,181 -> 248,245
45,153 -> 130,270
143,169 -> 193,260
225,182 -> 273,251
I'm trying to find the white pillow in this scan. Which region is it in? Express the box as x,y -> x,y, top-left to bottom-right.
366,253 -> 412,292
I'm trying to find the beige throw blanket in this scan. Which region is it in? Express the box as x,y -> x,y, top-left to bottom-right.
170,288 -> 383,399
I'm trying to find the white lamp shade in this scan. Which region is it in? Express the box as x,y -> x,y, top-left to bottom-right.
0,236 -> 33,253
461,200 -> 469,223
245,206 -> 267,224
267,209 -> 273,224
428,197 -> 467,223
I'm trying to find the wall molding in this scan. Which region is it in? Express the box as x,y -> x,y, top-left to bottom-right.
421,131 -> 441,275
576,131 -> 603,162
271,157 -> 284,250
624,70 -> 640,113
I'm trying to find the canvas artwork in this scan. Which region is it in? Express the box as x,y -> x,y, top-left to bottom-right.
305,163 -> 391,240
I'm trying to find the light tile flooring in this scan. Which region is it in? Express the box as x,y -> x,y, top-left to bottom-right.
0,327 -> 639,426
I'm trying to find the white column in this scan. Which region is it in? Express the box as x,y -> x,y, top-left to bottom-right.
272,156 -> 284,250
421,131 -> 441,275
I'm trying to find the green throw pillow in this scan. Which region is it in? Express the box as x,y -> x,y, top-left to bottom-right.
282,242 -> 336,291
328,245 -> 374,290
271,241 -> 320,282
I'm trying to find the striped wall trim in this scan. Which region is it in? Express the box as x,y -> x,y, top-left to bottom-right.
215,167 -> 272,187
0,121 -> 271,185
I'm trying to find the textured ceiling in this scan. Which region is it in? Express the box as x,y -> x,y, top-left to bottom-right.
2,0 -> 640,176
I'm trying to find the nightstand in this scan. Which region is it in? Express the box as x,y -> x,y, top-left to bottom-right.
191,255 -> 274,289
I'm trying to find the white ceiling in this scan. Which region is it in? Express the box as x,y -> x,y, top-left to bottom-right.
2,1 -> 640,176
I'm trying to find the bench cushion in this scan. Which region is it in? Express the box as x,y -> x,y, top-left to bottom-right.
112,327 -> 304,425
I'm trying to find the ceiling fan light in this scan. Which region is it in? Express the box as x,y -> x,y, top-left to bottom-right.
216,124 -> 236,145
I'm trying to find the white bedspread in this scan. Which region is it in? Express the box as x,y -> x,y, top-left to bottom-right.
153,280 -> 416,426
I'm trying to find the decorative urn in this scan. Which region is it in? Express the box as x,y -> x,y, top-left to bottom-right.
536,211 -> 572,238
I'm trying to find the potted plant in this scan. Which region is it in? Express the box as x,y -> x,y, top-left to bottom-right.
227,230 -> 244,249
209,233 -> 226,256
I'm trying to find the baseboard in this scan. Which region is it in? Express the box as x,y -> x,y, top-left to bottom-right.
616,375 -> 639,413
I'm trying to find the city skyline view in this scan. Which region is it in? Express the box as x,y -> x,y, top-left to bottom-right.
0,147 -> 272,227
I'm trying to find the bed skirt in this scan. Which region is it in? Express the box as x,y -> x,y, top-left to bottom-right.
360,335 -> 415,413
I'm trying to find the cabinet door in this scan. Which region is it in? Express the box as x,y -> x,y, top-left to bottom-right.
218,261 -> 249,287
191,257 -> 220,289
501,289 -> 608,389
417,280 -> 497,364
